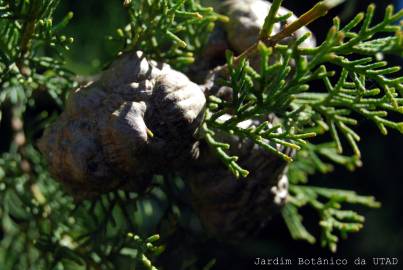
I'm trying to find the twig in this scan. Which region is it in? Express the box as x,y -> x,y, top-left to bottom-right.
17,19 -> 36,72
213,0 -> 344,77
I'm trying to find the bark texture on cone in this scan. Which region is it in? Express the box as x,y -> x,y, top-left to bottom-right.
38,51 -> 206,200
205,0 -> 316,53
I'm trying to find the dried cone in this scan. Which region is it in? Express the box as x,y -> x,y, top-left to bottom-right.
196,0 -> 316,75
38,51 -> 206,200
204,0 -> 316,53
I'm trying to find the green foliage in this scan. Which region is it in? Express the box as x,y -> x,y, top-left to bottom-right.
283,185 -> 380,252
0,0 -> 402,268
109,0 -> 227,70
206,3 -> 403,174
126,233 -> 162,270
283,142 -> 380,252
287,142 -> 362,184
0,147 -> 165,269
259,0 -> 285,40
0,0 -> 76,108
204,2 -> 402,251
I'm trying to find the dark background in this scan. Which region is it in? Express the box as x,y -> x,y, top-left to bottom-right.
2,0 -> 401,269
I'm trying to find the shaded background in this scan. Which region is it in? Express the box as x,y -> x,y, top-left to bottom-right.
2,0 -> 402,269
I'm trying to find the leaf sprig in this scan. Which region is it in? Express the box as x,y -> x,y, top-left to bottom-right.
203,1 -> 402,252
205,3 -> 403,177
283,185 -> 380,252
110,0 -> 228,69
0,0 -> 75,109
